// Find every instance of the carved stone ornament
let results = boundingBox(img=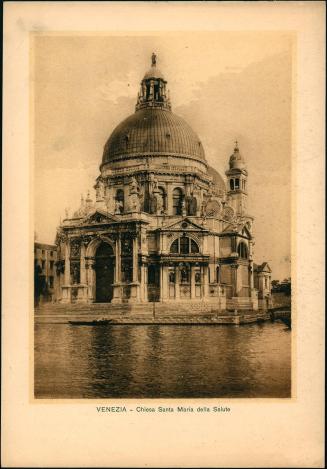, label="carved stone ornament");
[223,205,235,222]
[95,178,105,200]
[149,173,159,194]
[129,176,139,195]
[200,199,207,217]
[114,199,124,214]
[70,239,81,257]
[129,192,141,212]
[70,261,80,284]
[186,195,198,216]
[205,199,222,217]
[81,235,93,246]
[56,231,68,244]
[149,194,158,214]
